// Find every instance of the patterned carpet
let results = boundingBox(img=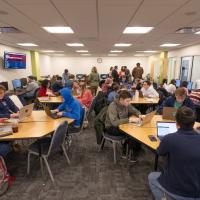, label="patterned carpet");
[1,125,156,200]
